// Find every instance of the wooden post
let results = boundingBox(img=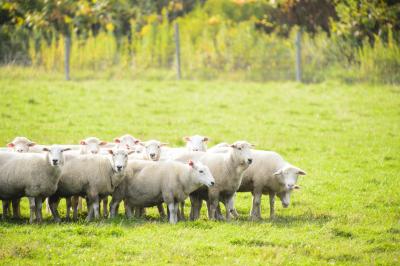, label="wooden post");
[64,34,71,81]
[174,22,181,80]
[295,28,302,82]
